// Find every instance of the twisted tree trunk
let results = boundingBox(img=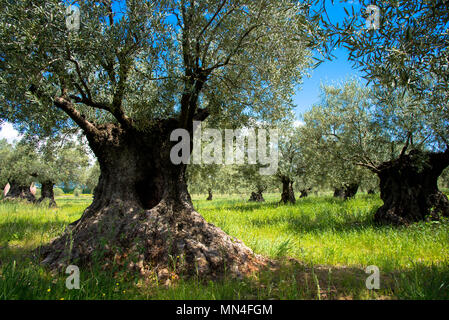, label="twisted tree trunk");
[374,150,449,225]
[4,181,36,202]
[206,189,213,201]
[249,185,266,202]
[38,121,266,280]
[333,183,359,200]
[280,177,295,204]
[37,180,56,207]
[249,191,265,202]
[299,188,311,198]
